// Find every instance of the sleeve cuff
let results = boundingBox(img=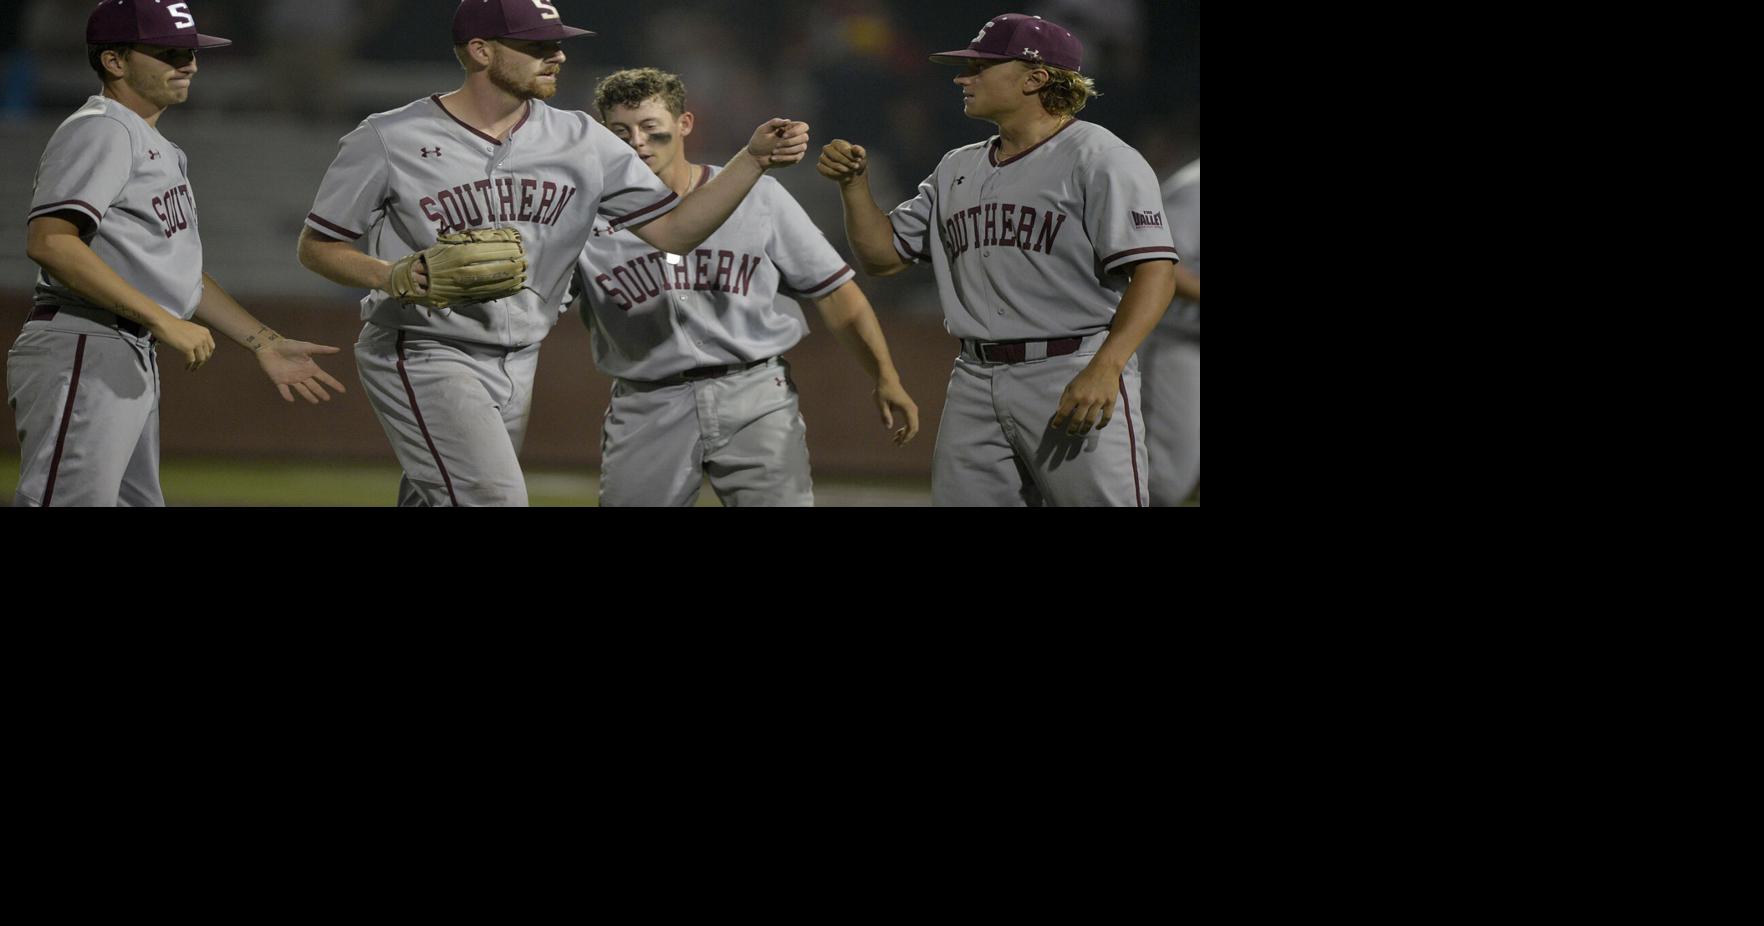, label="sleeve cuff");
[607,192,681,231]
[29,199,104,226]
[1100,246,1178,273]
[784,265,855,299]
[305,212,362,240]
